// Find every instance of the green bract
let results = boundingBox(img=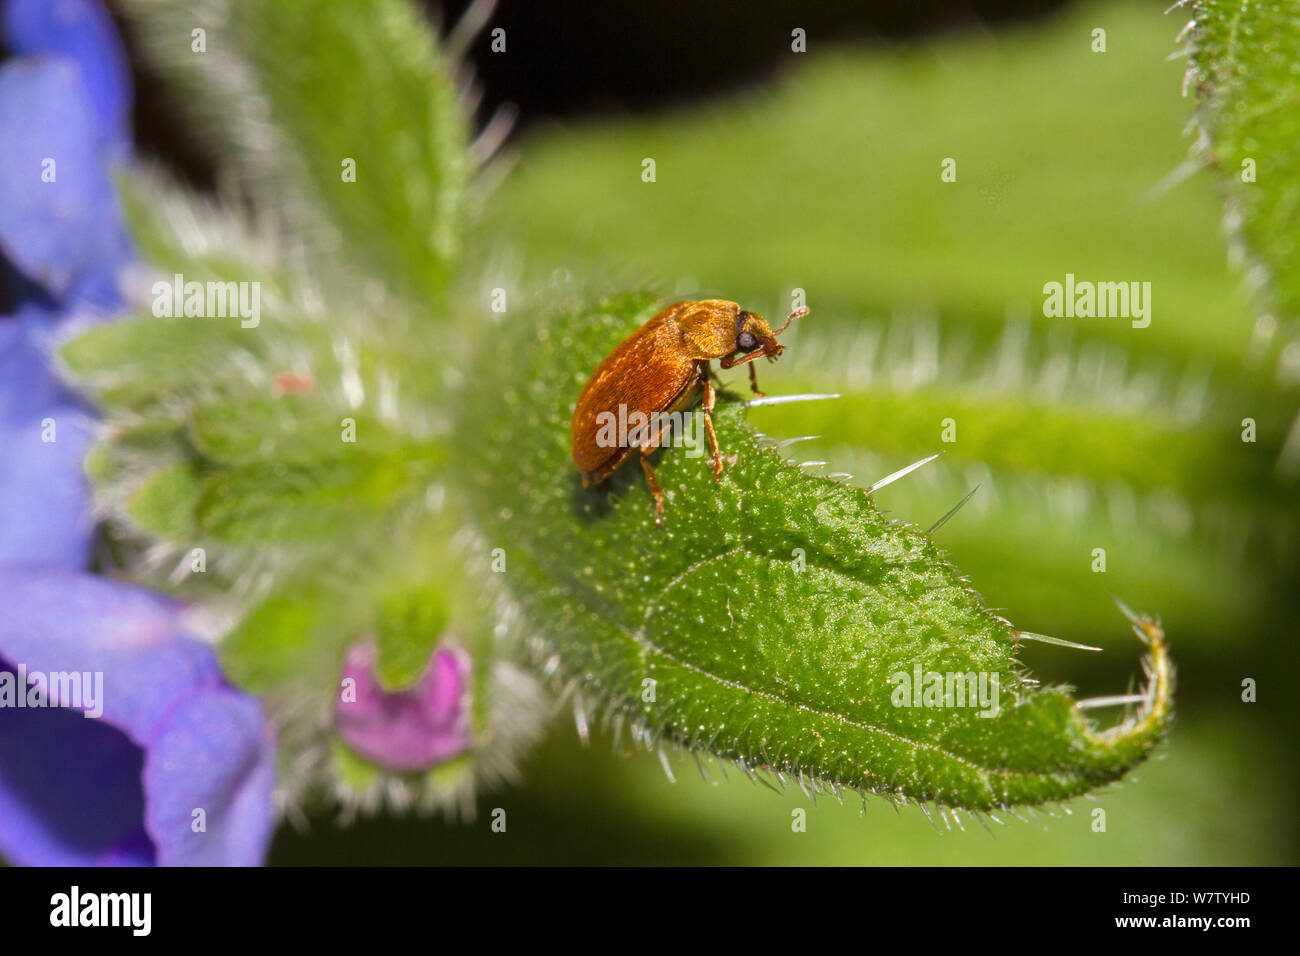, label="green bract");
[120,0,469,307]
